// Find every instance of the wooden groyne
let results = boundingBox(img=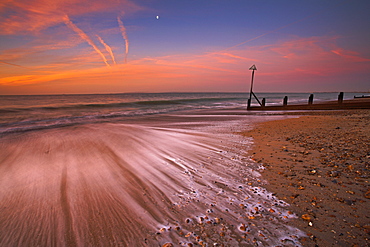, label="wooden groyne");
[247,92,370,111]
[245,64,370,111]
